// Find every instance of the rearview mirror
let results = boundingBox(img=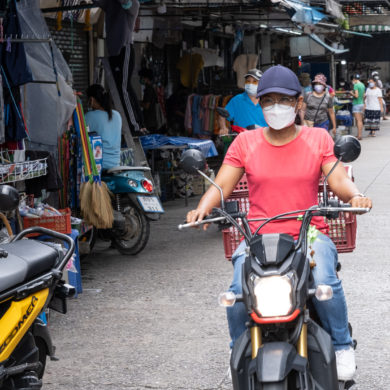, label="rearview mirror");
[333,135,361,163]
[216,107,230,119]
[0,185,19,211]
[179,149,206,174]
